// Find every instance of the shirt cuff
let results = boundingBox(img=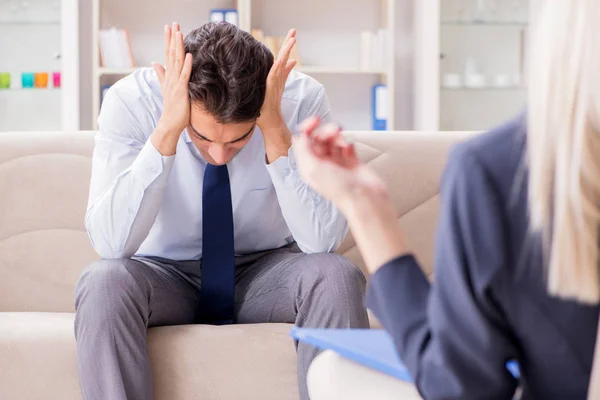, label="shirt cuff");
[265,146,299,185]
[129,139,175,189]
